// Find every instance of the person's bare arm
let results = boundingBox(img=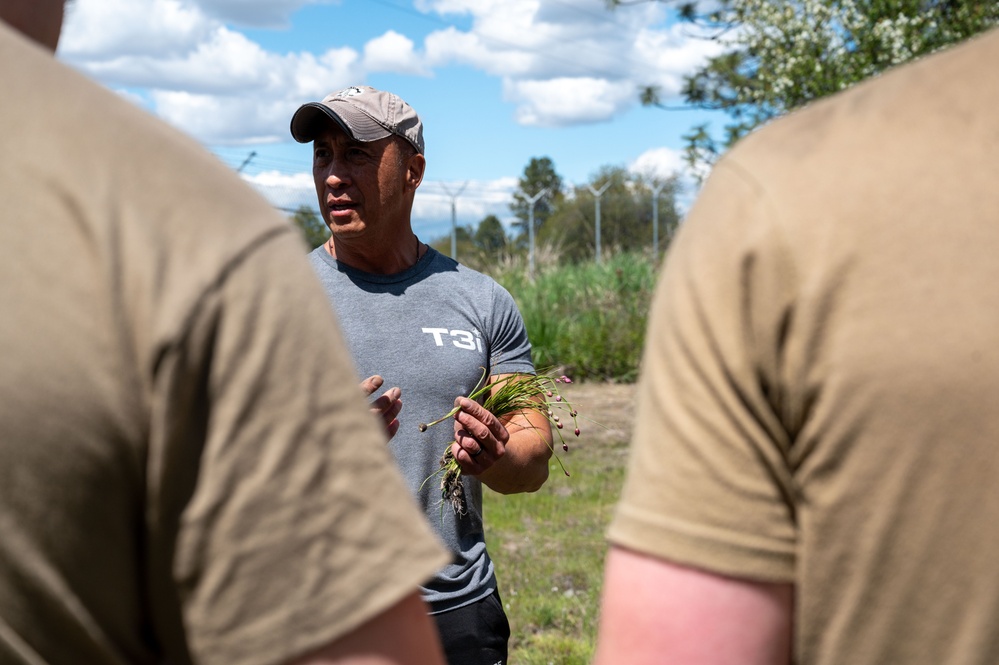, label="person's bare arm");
[594,546,793,665]
[451,373,553,494]
[286,591,445,665]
